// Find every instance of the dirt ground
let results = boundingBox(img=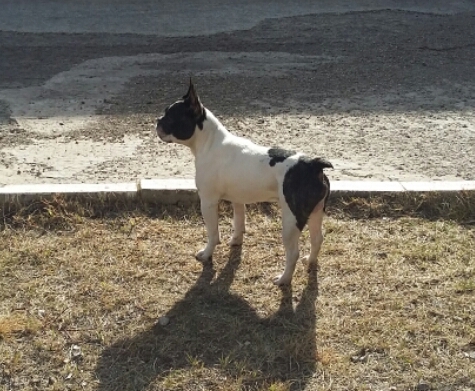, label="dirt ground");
[1,10,475,185]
